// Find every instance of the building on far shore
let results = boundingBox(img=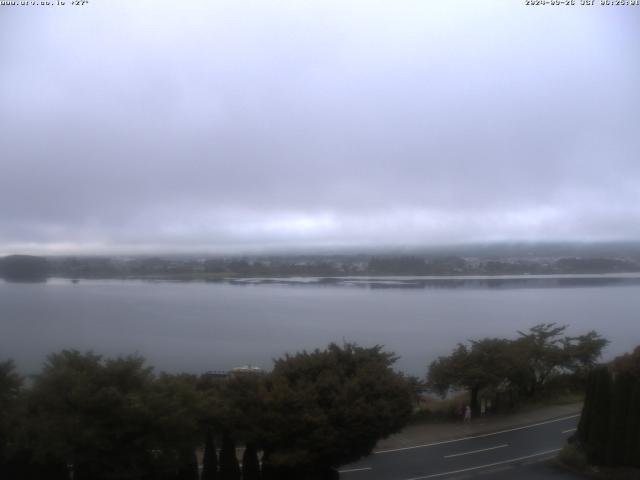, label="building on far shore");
[230,365,264,376]
[201,365,265,381]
